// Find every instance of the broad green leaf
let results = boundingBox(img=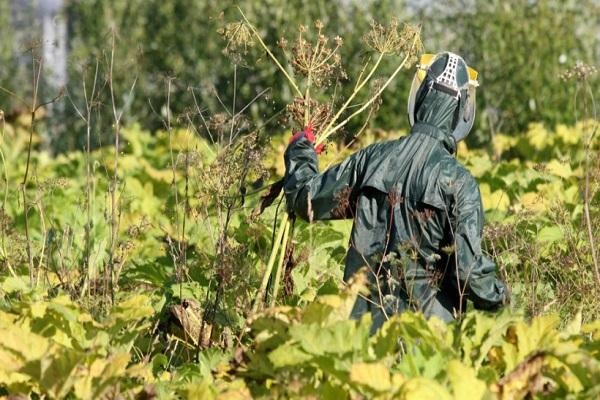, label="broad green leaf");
[537,226,563,243]
[290,320,368,356]
[467,155,493,178]
[268,343,312,367]
[1,276,30,293]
